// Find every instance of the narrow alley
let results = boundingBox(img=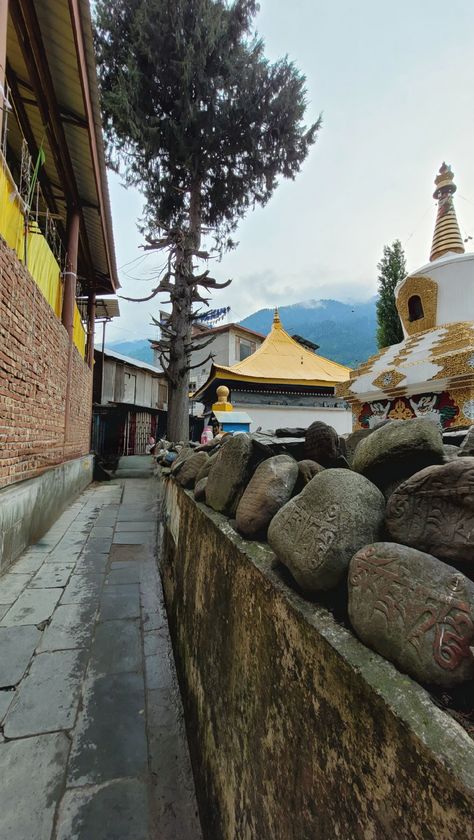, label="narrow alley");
[0,477,202,840]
